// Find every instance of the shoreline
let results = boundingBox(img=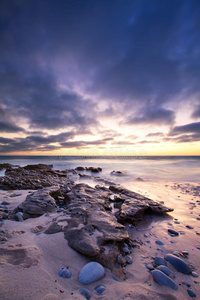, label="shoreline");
[0,164,200,299]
